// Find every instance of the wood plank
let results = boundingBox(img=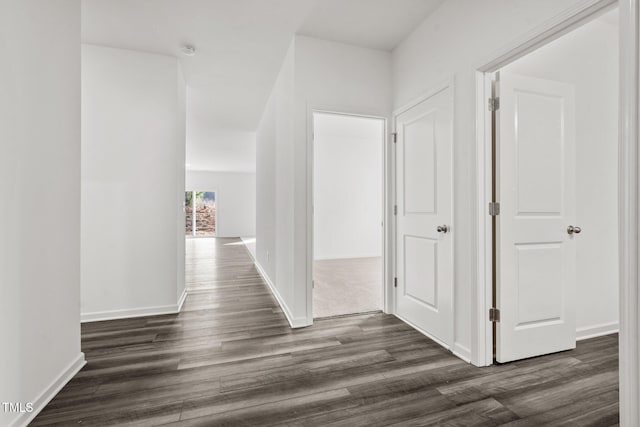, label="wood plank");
[32,237,620,426]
